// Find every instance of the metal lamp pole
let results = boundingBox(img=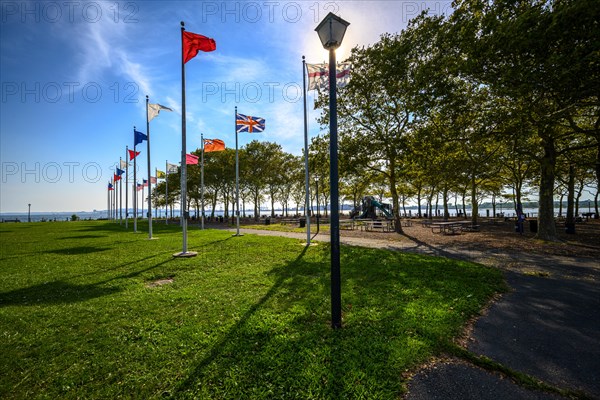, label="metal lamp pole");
[315,12,349,329]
